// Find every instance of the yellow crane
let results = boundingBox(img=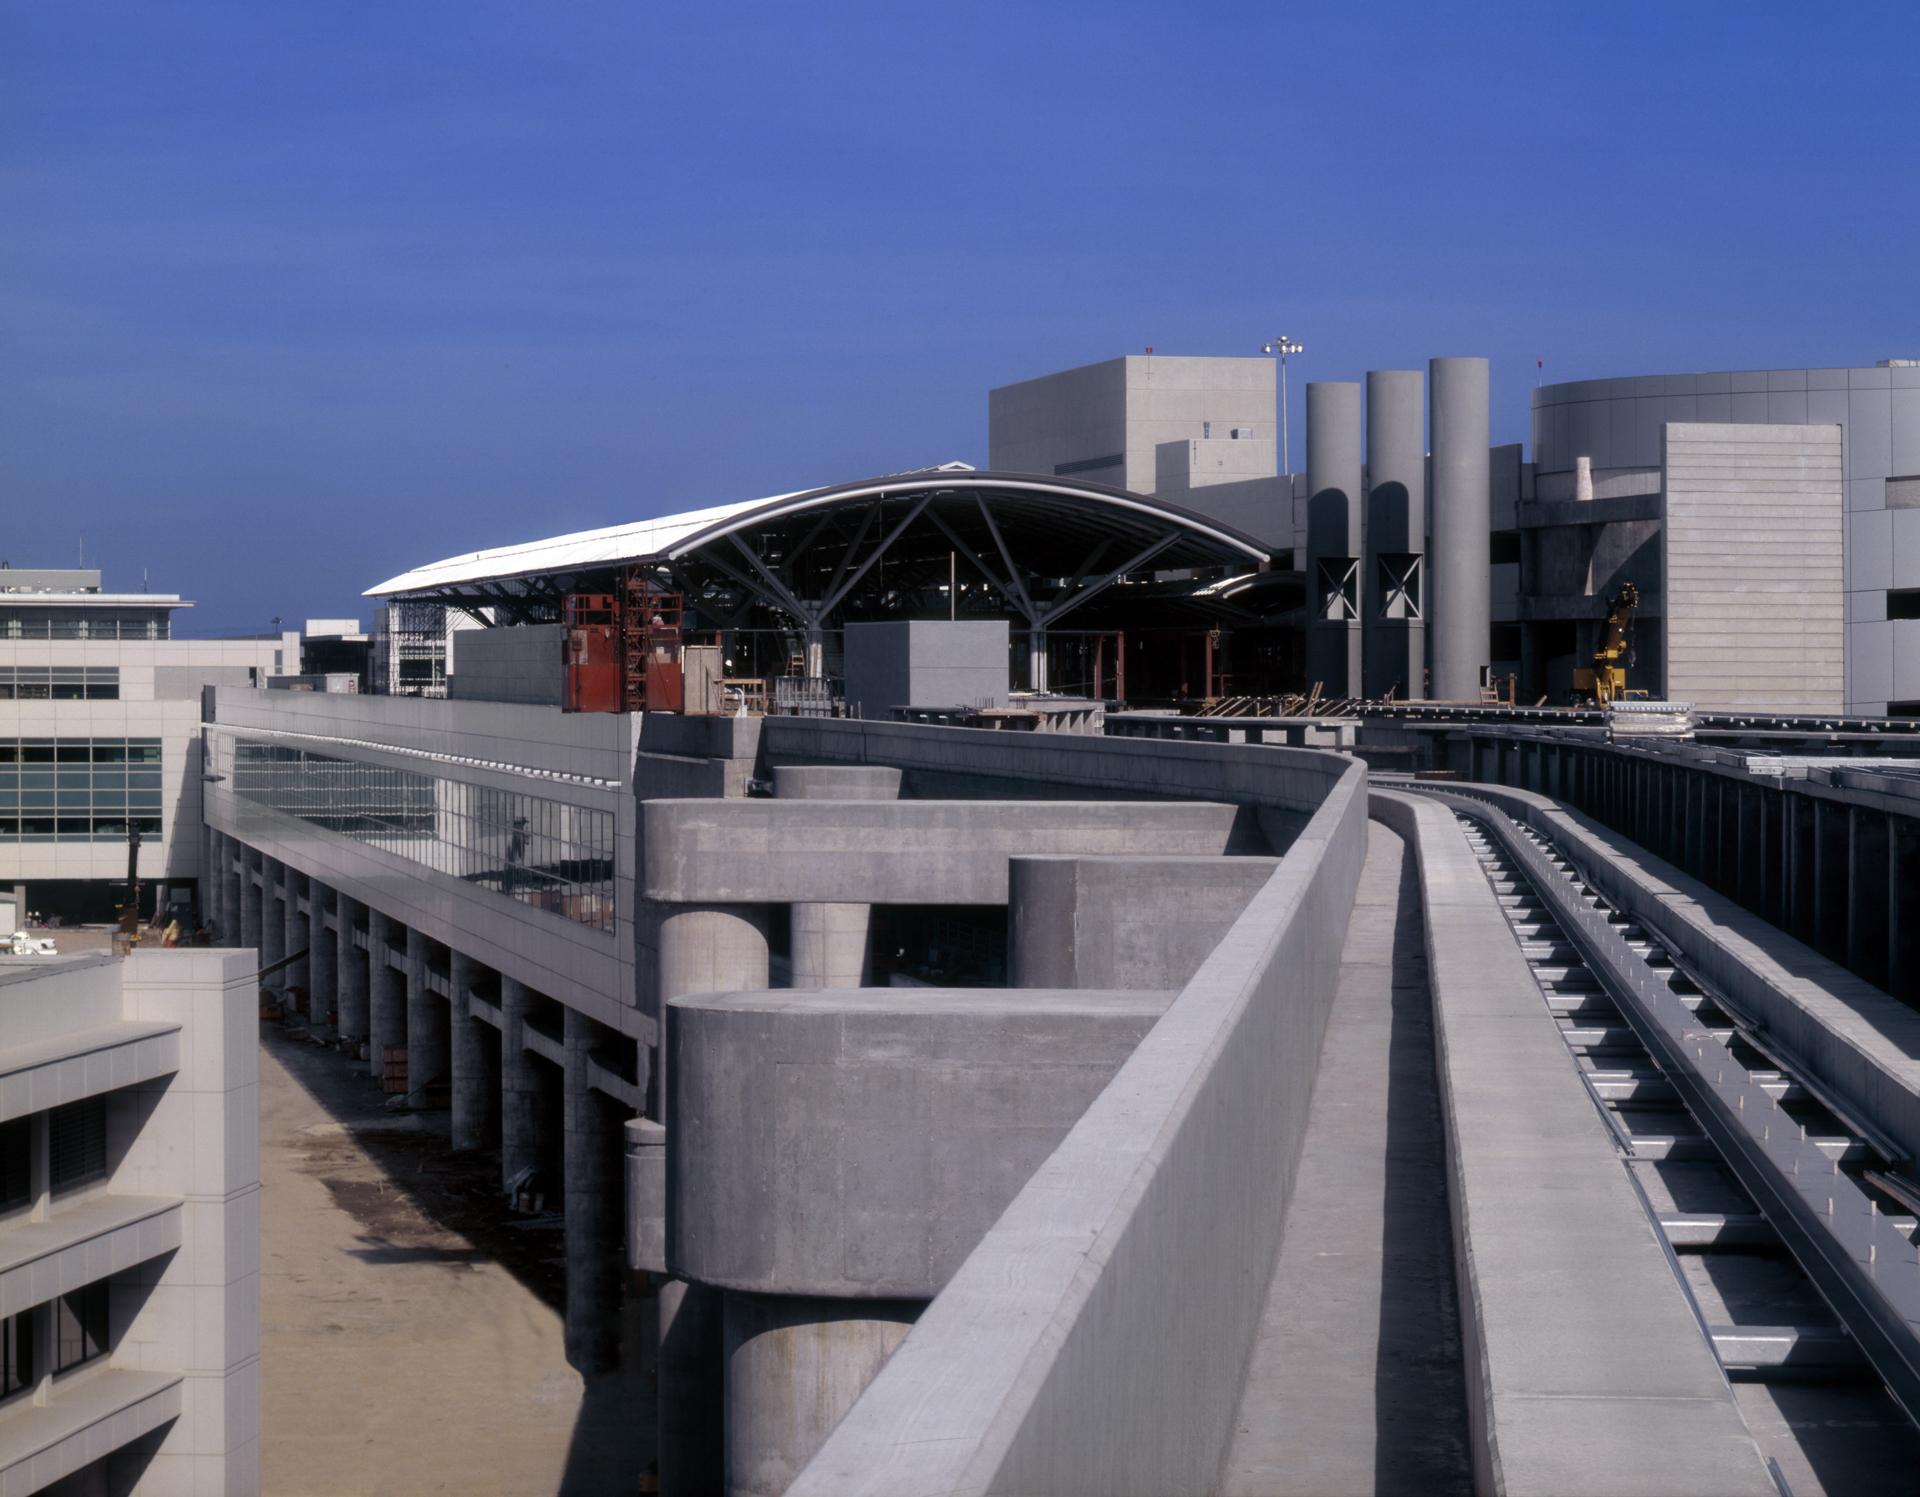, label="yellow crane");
[1572,581,1639,707]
